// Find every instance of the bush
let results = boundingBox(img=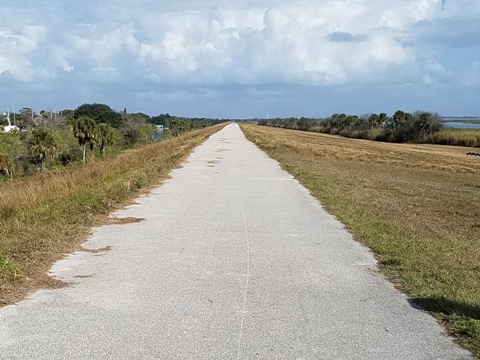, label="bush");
[365,128,387,141]
[58,148,83,166]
